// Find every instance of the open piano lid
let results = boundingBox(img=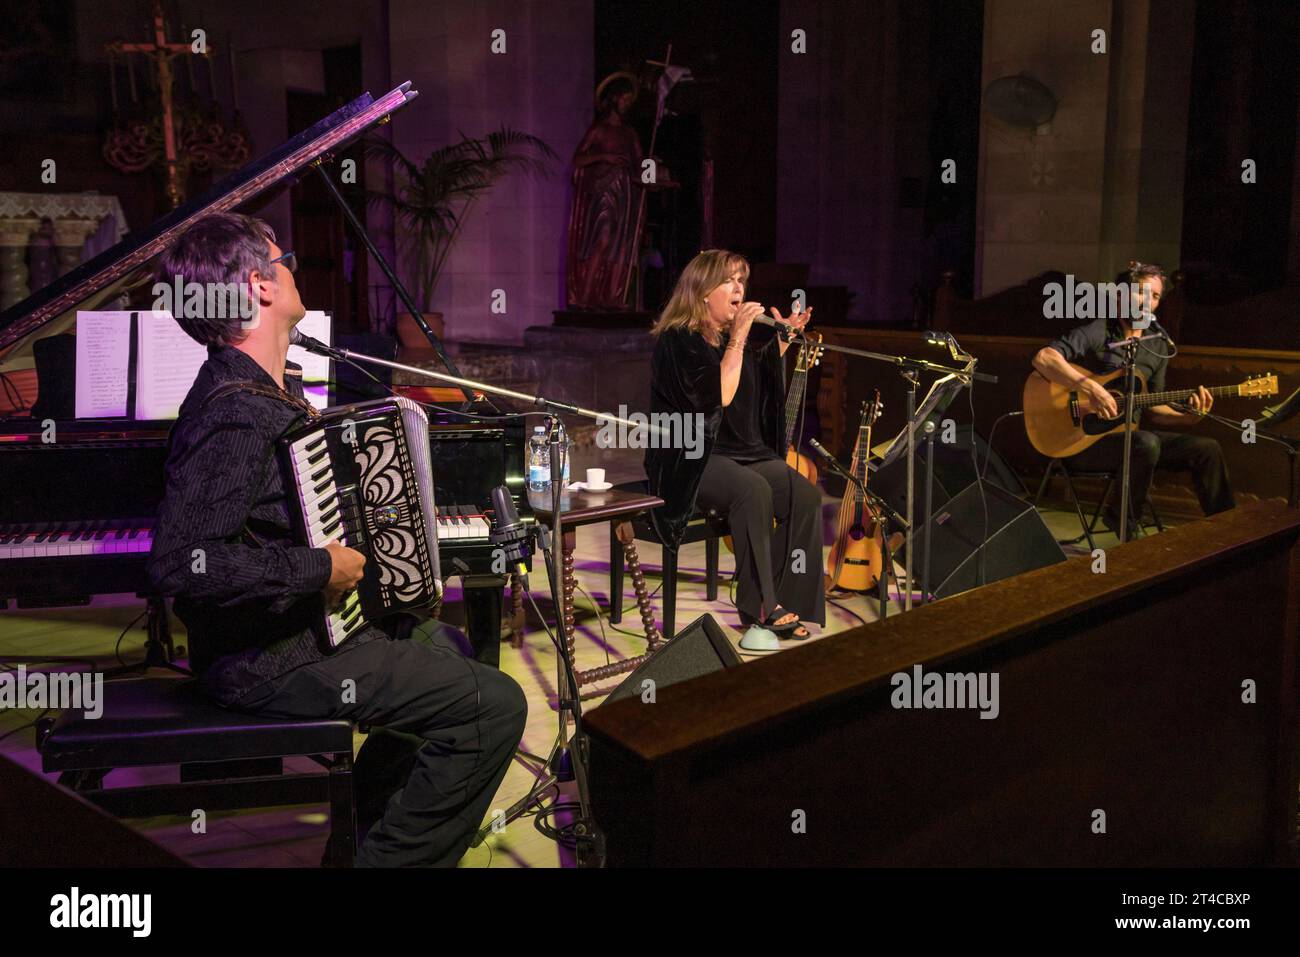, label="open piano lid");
[0,82,419,359]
